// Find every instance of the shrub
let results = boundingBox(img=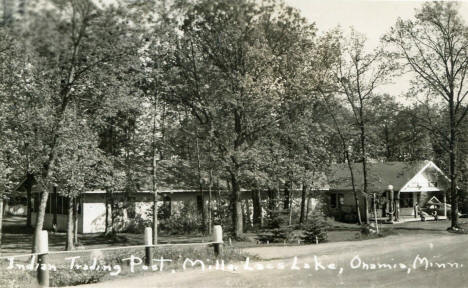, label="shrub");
[342,213,357,223]
[301,213,329,244]
[123,201,204,235]
[153,202,203,235]
[50,265,107,287]
[0,267,35,288]
[0,261,106,288]
[356,226,396,240]
[270,227,292,243]
[267,210,289,229]
[360,224,377,236]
